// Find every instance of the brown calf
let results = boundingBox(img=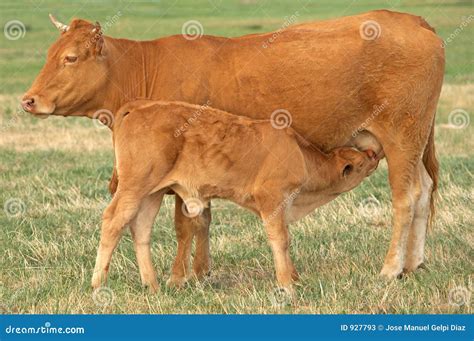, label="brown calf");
[91,100,382,291]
